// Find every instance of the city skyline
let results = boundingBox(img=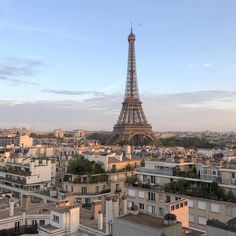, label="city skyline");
[1,0,236,131]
